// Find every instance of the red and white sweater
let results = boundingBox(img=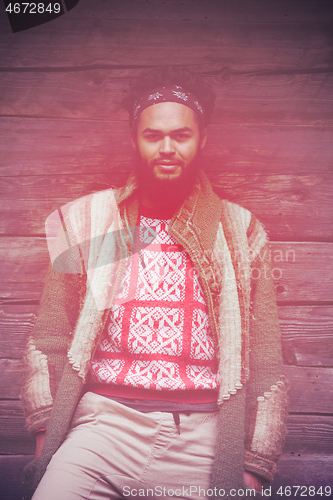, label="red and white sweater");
[88,206,218,402]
